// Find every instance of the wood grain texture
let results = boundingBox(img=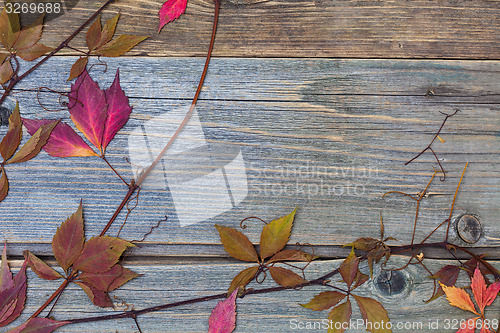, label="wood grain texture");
[0,57,497,251]
[25,0,500,59]
[2,257,500,332]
